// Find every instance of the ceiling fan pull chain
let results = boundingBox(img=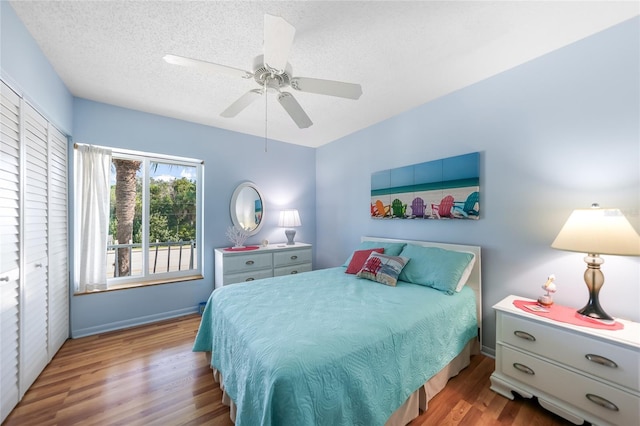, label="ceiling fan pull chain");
[264,86,268,153]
